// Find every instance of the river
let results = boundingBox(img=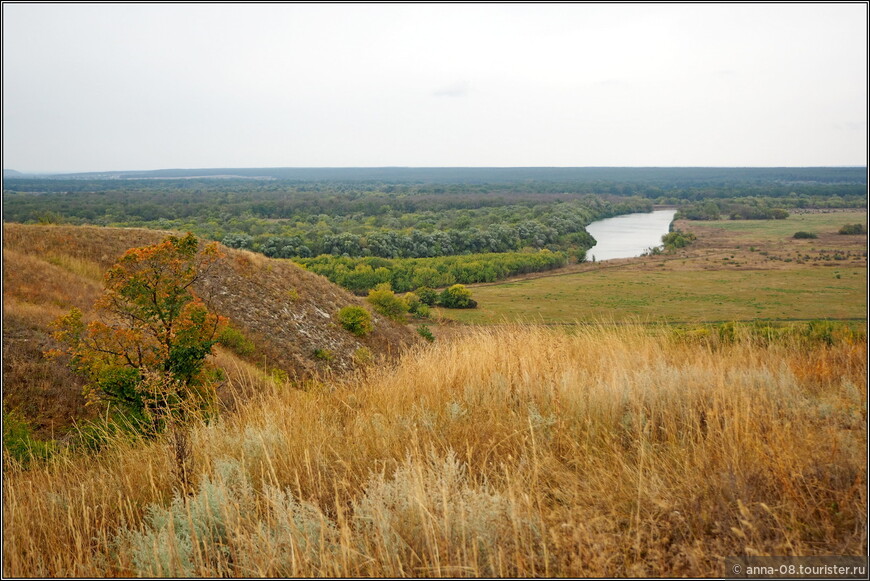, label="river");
[585,209,678,261]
